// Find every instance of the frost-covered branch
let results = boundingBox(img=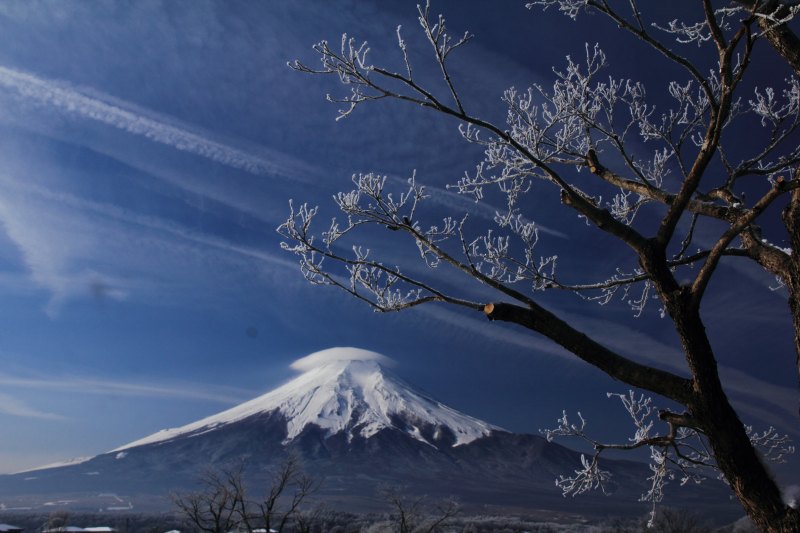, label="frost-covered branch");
[288,0,800,349]
[543,391,794,527]
[692,177,800,301]
[539,0,718,102]
[288,2,800,528]
[282,168,695,402]
[746,425,796,464]
[652,5,746,47]
[278,179,484,313]
[417,1,472,114]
